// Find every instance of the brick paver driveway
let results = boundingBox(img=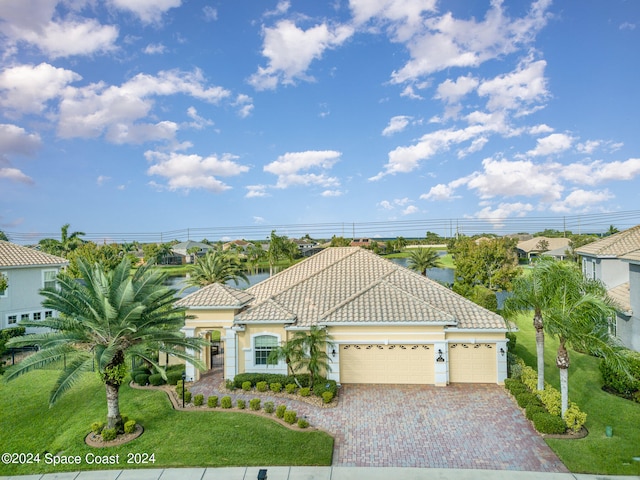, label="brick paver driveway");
[191,375,568,471]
